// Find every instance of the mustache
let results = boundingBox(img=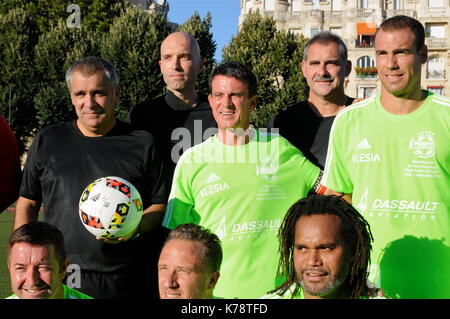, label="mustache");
[313,75,335,82]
